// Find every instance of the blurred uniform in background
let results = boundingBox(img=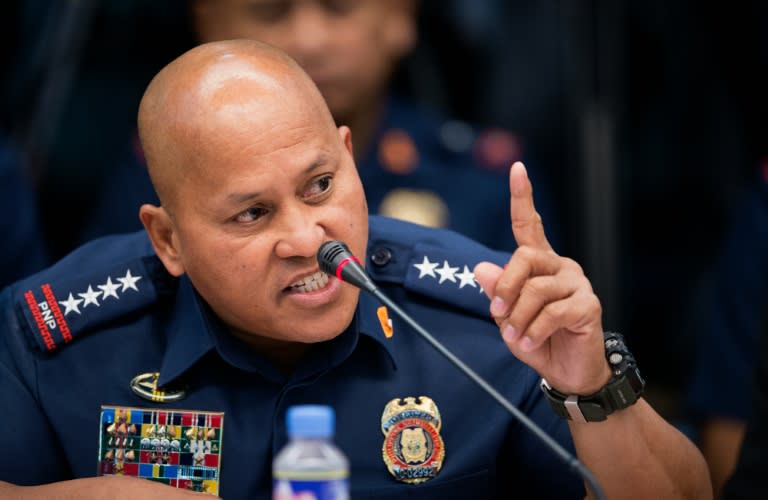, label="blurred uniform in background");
[0,133,48,289]
[723,317,768,500]
[1,0,196,262]
[683,166,768,497]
